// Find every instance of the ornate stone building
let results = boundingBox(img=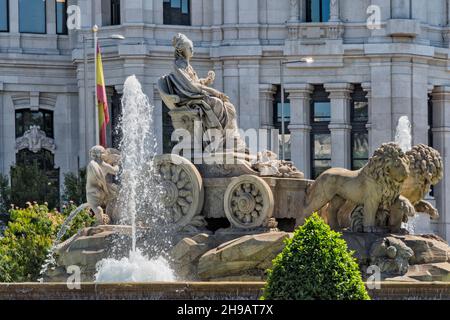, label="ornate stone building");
[0,0,450,238]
